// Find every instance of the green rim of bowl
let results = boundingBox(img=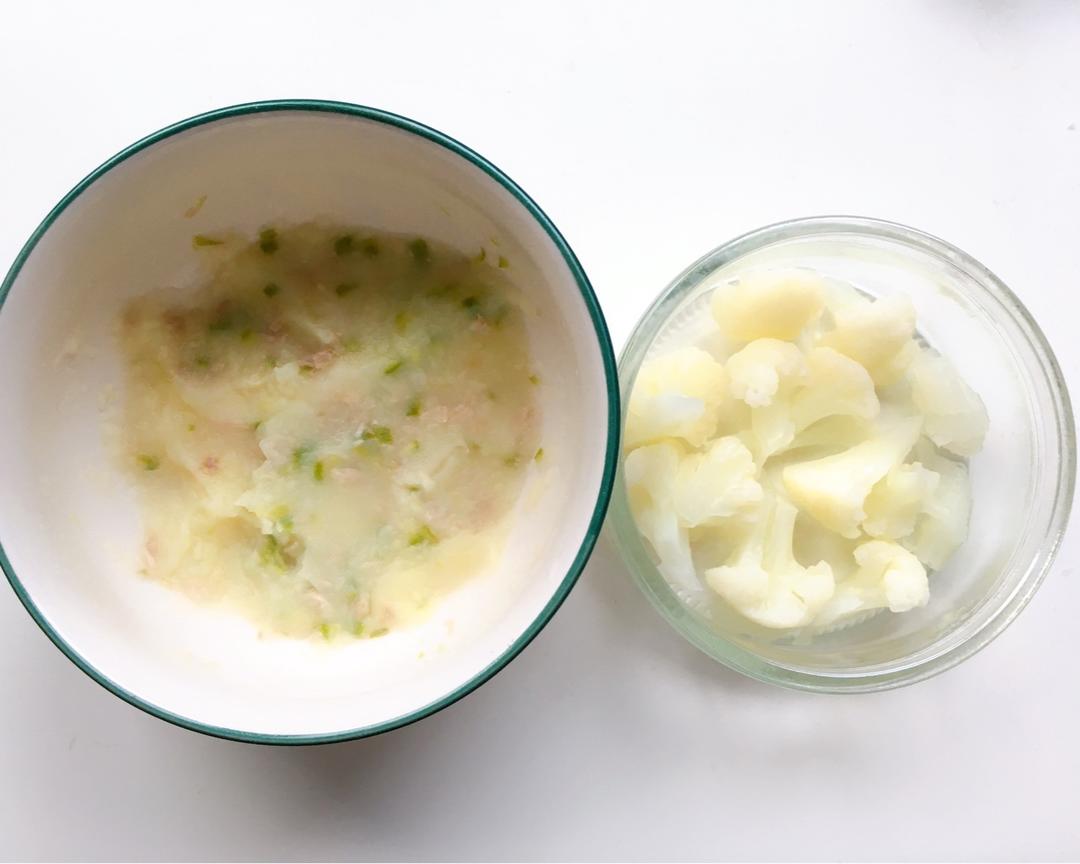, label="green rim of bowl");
[0,99,620,744]
[610,215,1075,693]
